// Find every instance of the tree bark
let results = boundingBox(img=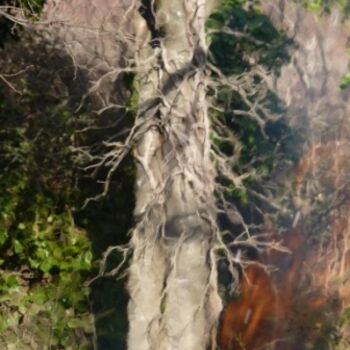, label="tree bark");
[40,0,222,348]
[128,1,222,349]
